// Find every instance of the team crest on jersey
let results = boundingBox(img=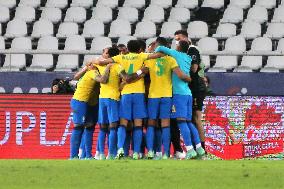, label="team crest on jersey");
[171,105,176,113]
